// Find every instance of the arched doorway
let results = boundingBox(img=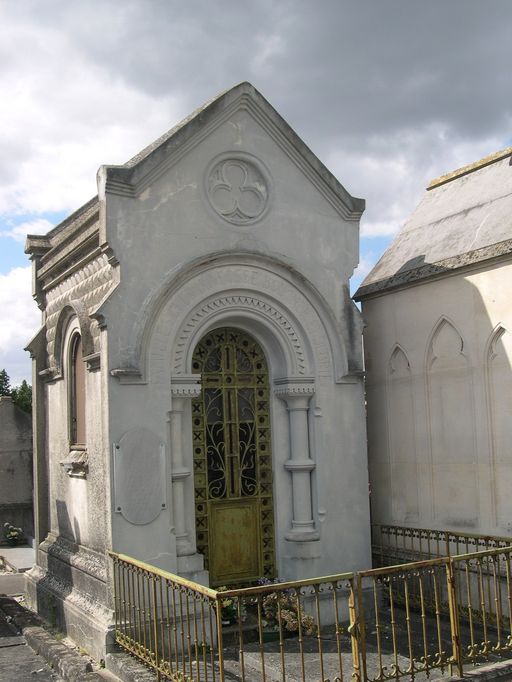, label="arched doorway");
[191,327,276,586]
